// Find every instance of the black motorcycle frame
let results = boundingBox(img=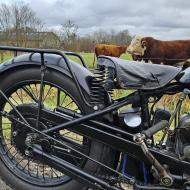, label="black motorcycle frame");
[0,46,189,189]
